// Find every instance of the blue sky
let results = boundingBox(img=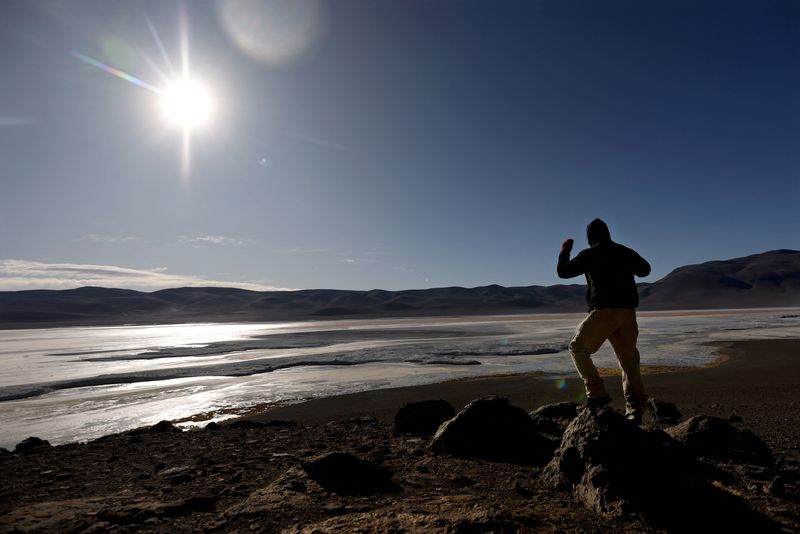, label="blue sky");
[1,0,798,291]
